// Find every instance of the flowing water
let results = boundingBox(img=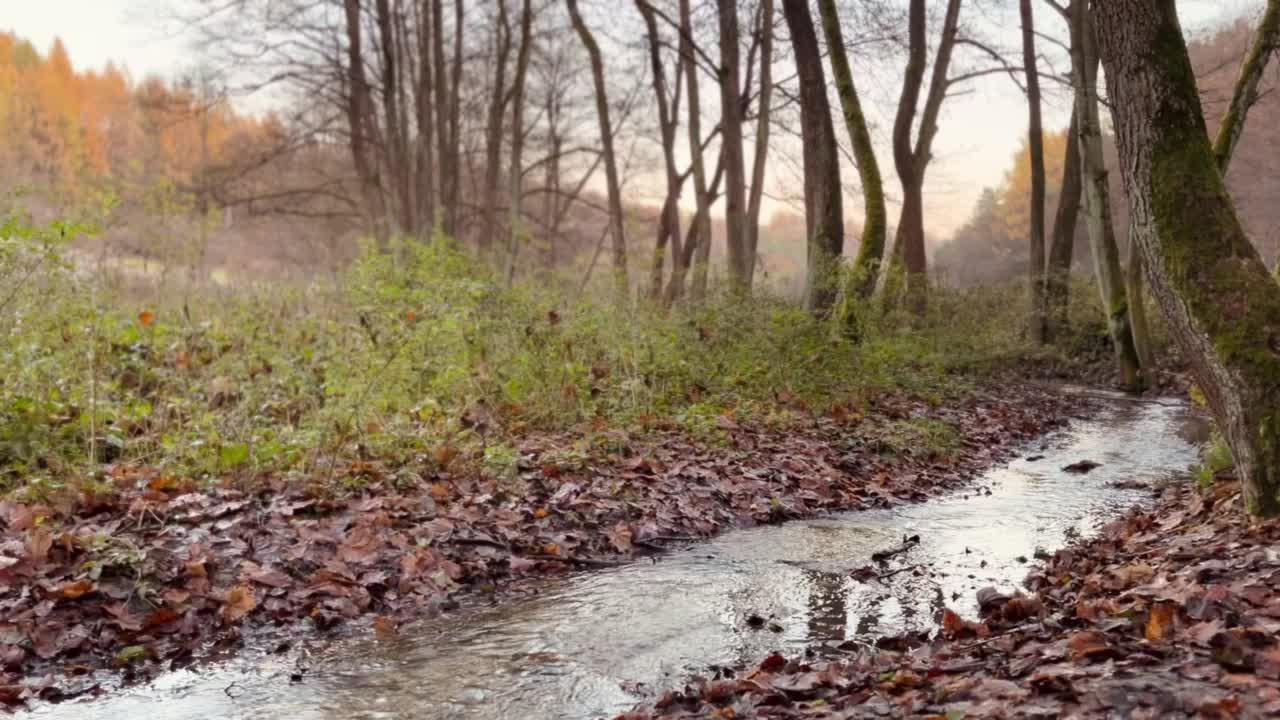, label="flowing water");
[25,399,1207,720]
